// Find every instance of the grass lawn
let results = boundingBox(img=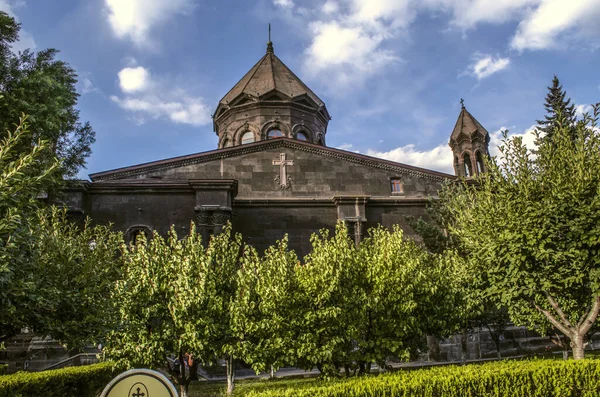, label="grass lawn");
[188,377,318,396]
